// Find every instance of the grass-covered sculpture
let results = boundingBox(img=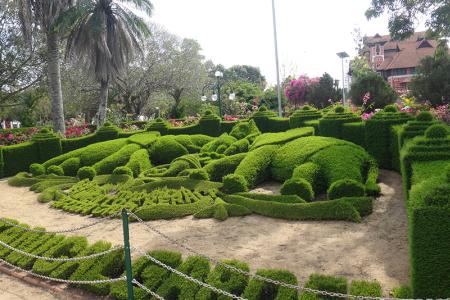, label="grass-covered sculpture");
[9,118,380,223]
